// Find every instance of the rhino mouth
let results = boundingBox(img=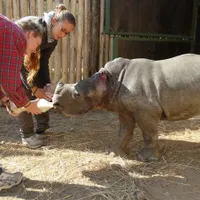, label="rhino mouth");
[53,102,64,112]
[53,101,90,116]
